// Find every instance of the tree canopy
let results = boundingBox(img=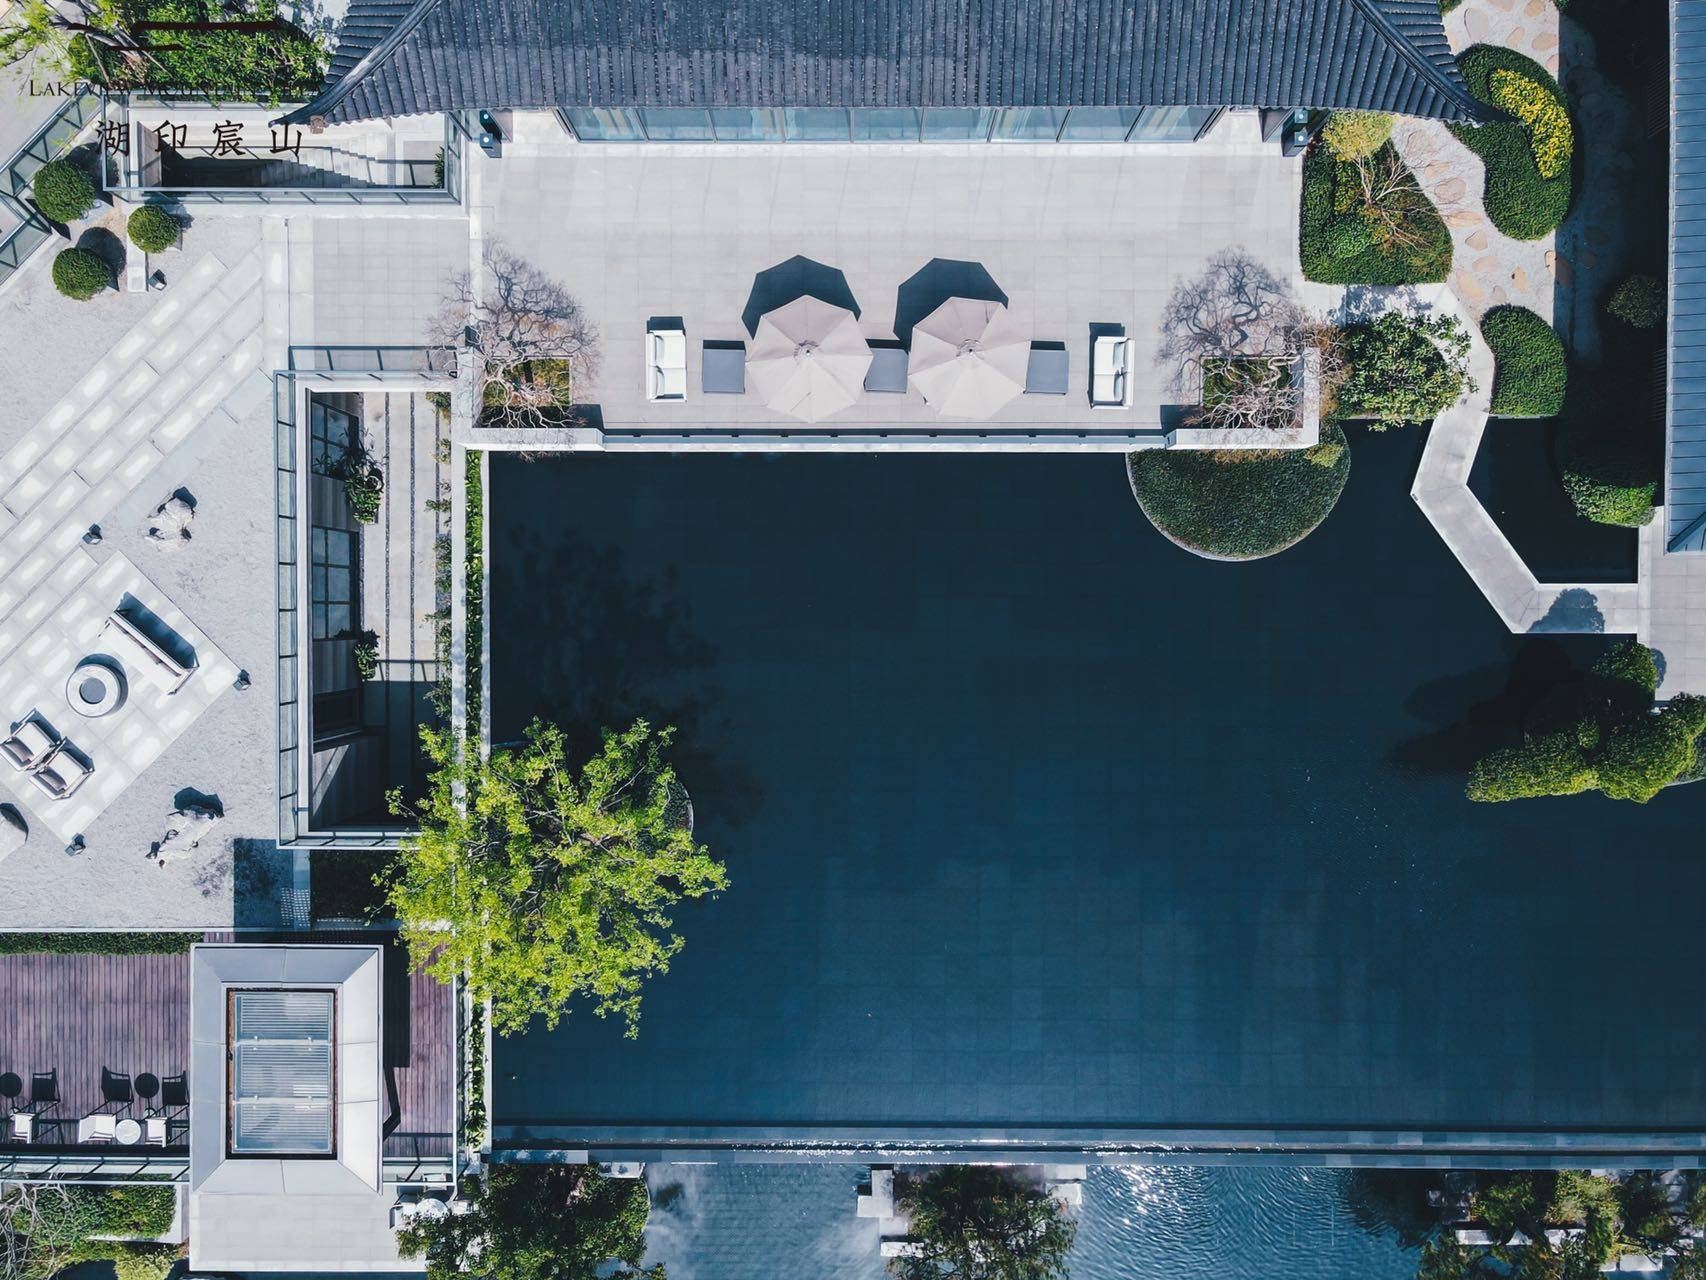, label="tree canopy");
[890,1167,1076,1280]
[388,718,728,1036]
[396,1165,661,1280]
